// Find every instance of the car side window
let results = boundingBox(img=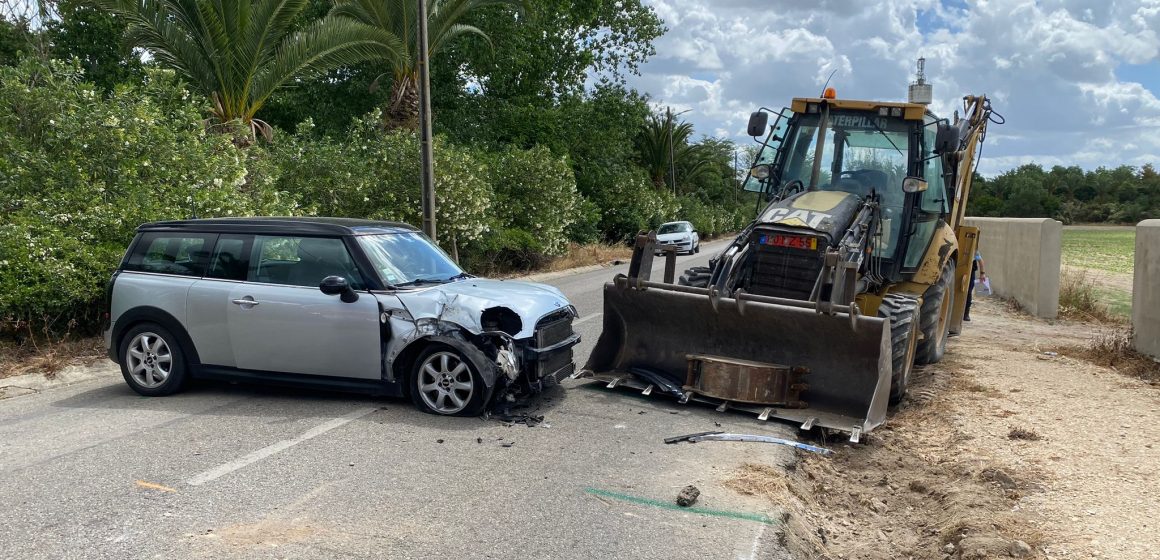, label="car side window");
[206,235,251,281]
[250,236,364,289]
[124,232,215,276]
